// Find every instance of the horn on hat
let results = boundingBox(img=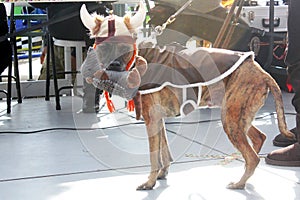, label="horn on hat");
[80,4,96,31]
[129,1,147,30]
